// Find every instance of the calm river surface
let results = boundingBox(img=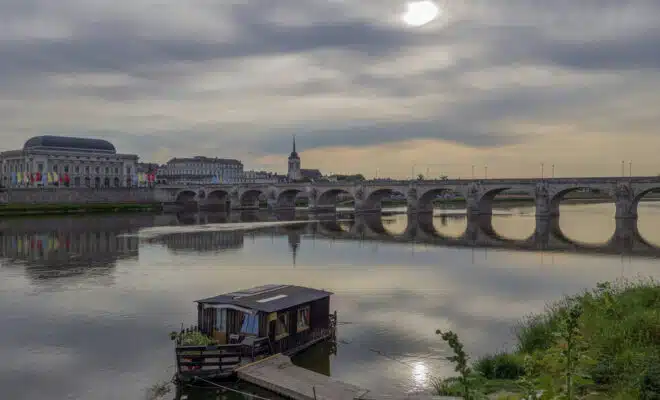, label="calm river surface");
[2,202,660,399]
